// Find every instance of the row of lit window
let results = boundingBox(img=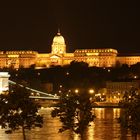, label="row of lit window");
[5,51,37,55]
[74,49,117,53]
[107,83,138,88]
[119,57,140,60]
[125,58,140,61]
[74,53,116,57]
